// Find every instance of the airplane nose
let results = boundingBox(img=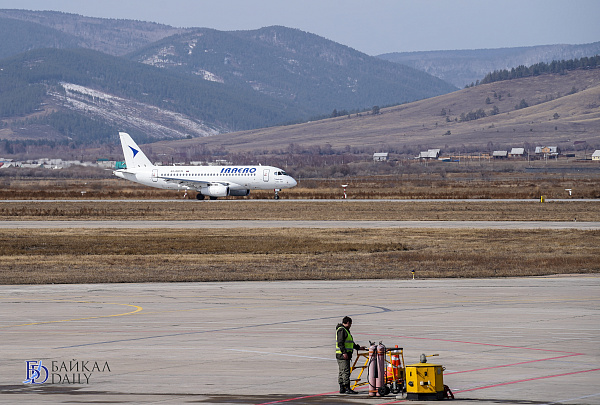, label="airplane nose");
[290,177,297,187]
